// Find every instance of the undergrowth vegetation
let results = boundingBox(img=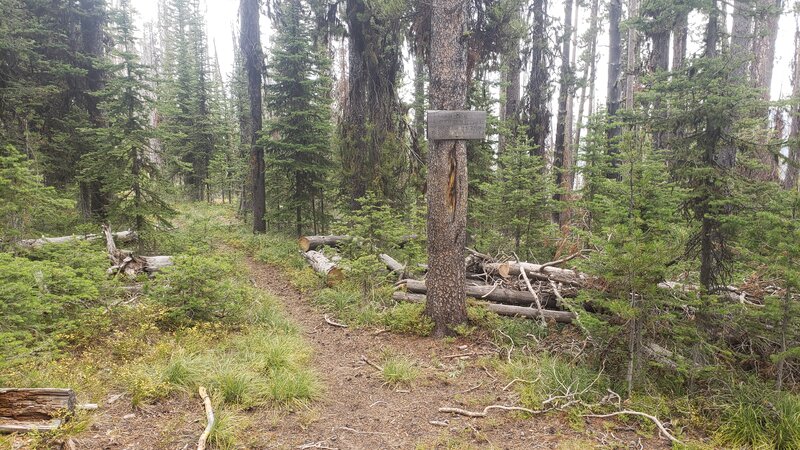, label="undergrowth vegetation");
[0,204,319,449]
